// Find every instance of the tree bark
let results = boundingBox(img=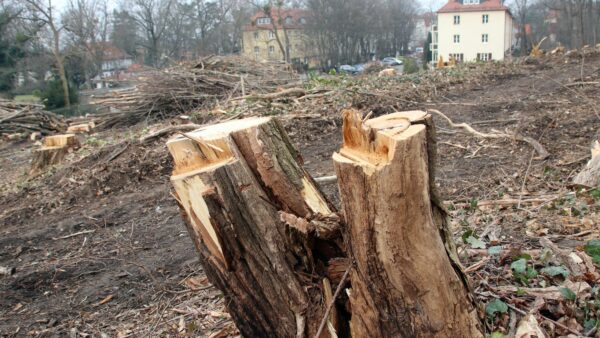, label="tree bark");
[167,117,345,338]
[52,28,71,108]
[168,112,484,337]
[332,109,483,337]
